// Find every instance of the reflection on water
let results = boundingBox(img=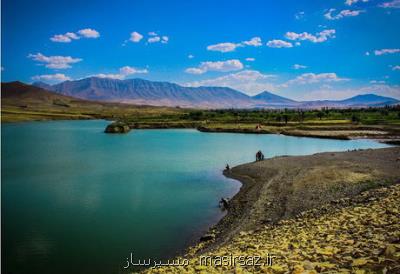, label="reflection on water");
[2,120,390,274]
